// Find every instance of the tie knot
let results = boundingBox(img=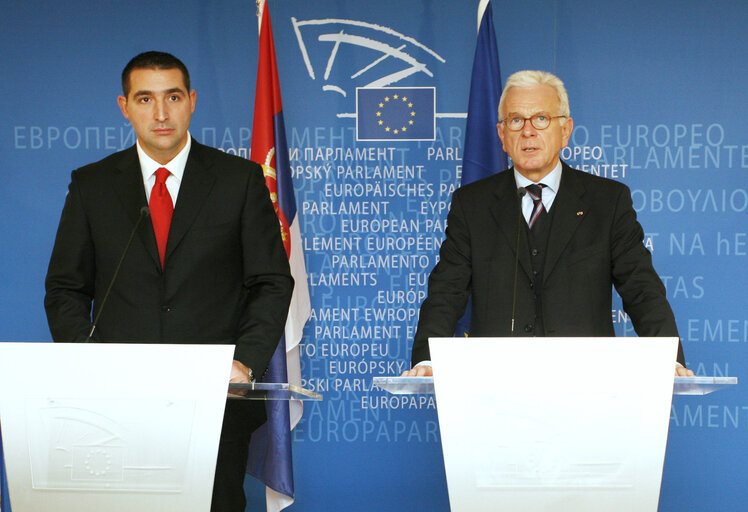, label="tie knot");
[155,167,170,184]
[526,183,546,202]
